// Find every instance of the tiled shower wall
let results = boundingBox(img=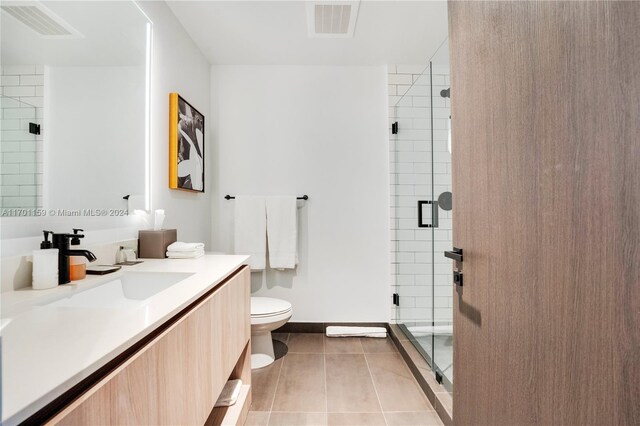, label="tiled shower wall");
[388,64,453,324]
[0,65,44,209]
